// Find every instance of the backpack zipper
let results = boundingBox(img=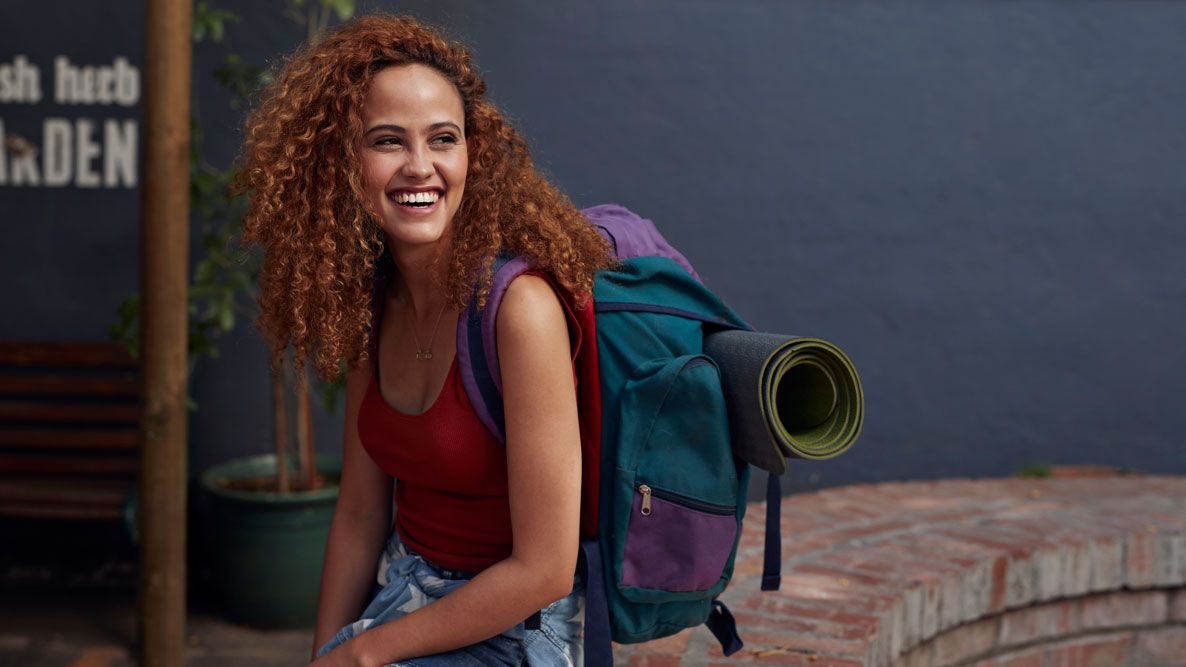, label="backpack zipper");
[637,483,736,517]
